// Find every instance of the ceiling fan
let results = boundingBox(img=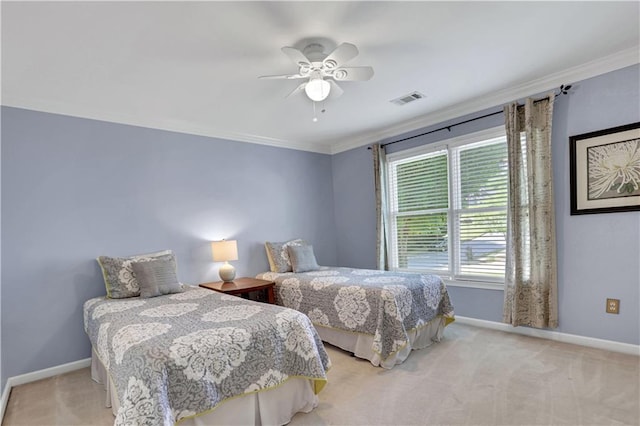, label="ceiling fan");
[259,42,374,103]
